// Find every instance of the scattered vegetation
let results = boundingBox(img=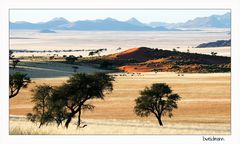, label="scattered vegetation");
[88,48,107,57]
[9,50,21,69]
[9,72,31,99]
[135,83,181,126]
[27,73,114,128]
[27,85,54,128]
[103,47,230,73]
[211,52,218,56]
[65,55,78,64]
